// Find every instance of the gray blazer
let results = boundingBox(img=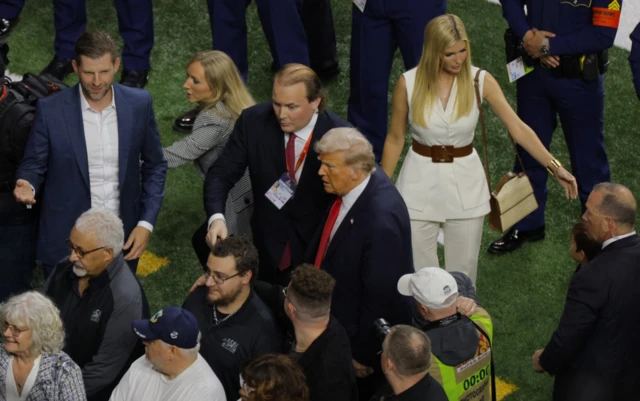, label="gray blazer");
[0,350,86,401]
[163,103,253,236]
